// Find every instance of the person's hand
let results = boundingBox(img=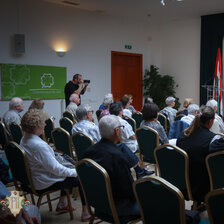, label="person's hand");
[84,82,89,87]
[79,79,84,85]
